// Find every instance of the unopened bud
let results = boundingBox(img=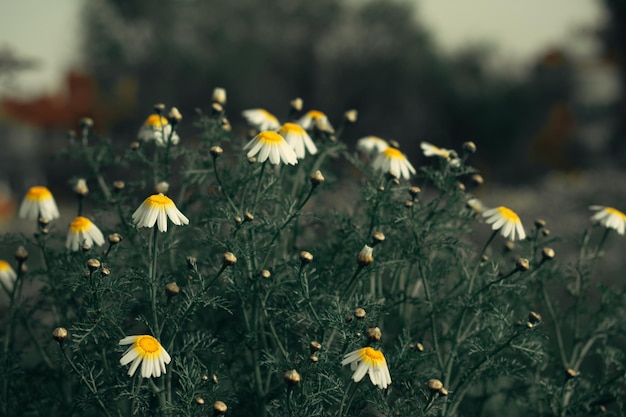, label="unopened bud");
[344,109,358,123]
[542,247,555,261]
[80,117,94,129]
[309,354,319,363]
[244,211,254,222]
[455,182,466,192]
[15,246,28,262]
[130,141,141,150]
[87,258,101,272]
[210,146,223,158]
[354,308,366,319]
[108,233,122,245]
[223,252,237,266]
[165,282,180,297]
[82,243,92,252]
[211,374,219,384]
[389,139,400,149]
[195,397,205,406]
[565,368,578,380]
[470,174,484,187]
[427,379,444,392]
[528,311,542,324]
[541,228,551,237]
[212,87,227,105]
[409,186,421,198]
[284,369,301,385]
[534,219,546,229]
[113,181,125,191]
[310,170,325,186]
[73,179,89,196]
[309,341,322,353]
[463,141,476,154]
[404,200,414,208]
[516,258,530,272]
[153,103,166,114]
[299,251,313,264]
[415,342,424,352]
[213,401,228,415]
[211,102,223,114]
[438,387,449,396]
[366,327,382,342]
[101,267,110,276]
[372,231,385,246]
[504,241,515,252]
[290,98,303,112]
[260,269,271,279]
[52,327,68,343]
[168,107,182,123]
[155,181,169,194]
[357,245,374,266]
